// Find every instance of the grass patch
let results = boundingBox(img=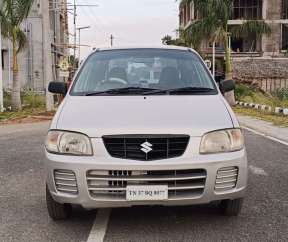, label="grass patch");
[235,84,288,108]
[0,107,53,123]
[234,107,288,127]
[1,91,52,124]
